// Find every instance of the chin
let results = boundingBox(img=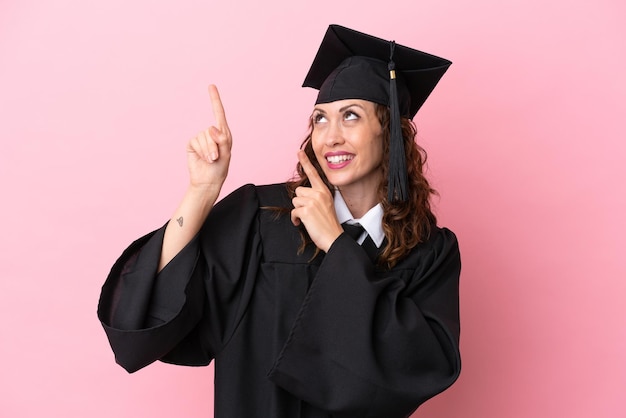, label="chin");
[326,179,357,190]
